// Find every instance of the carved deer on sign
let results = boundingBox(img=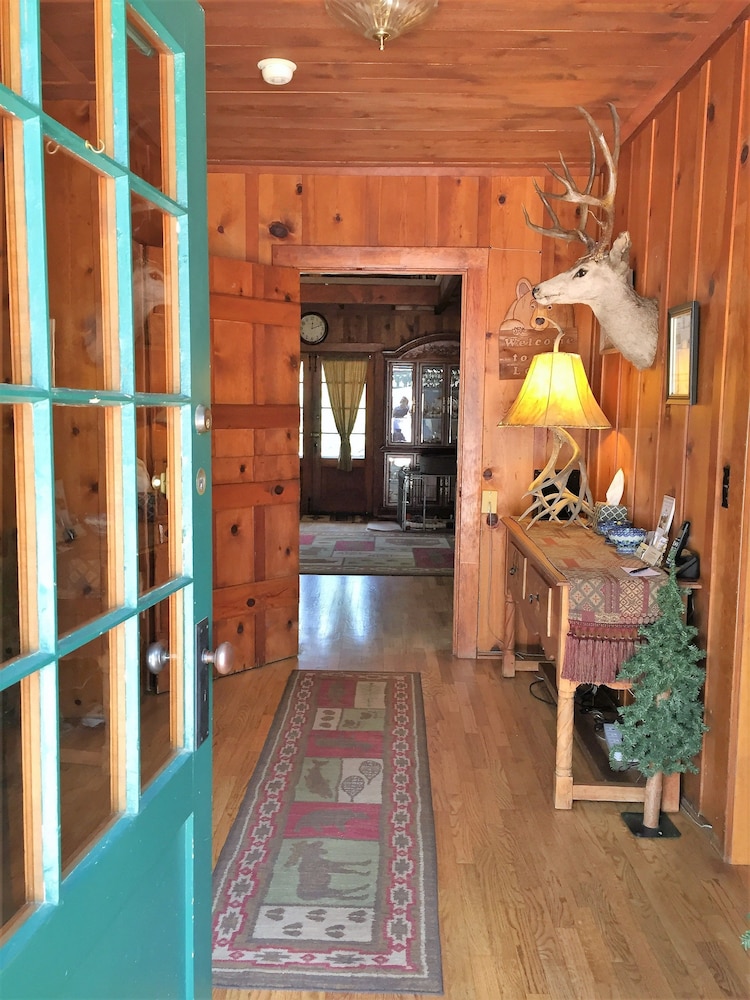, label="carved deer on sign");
[525,104,658,370]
